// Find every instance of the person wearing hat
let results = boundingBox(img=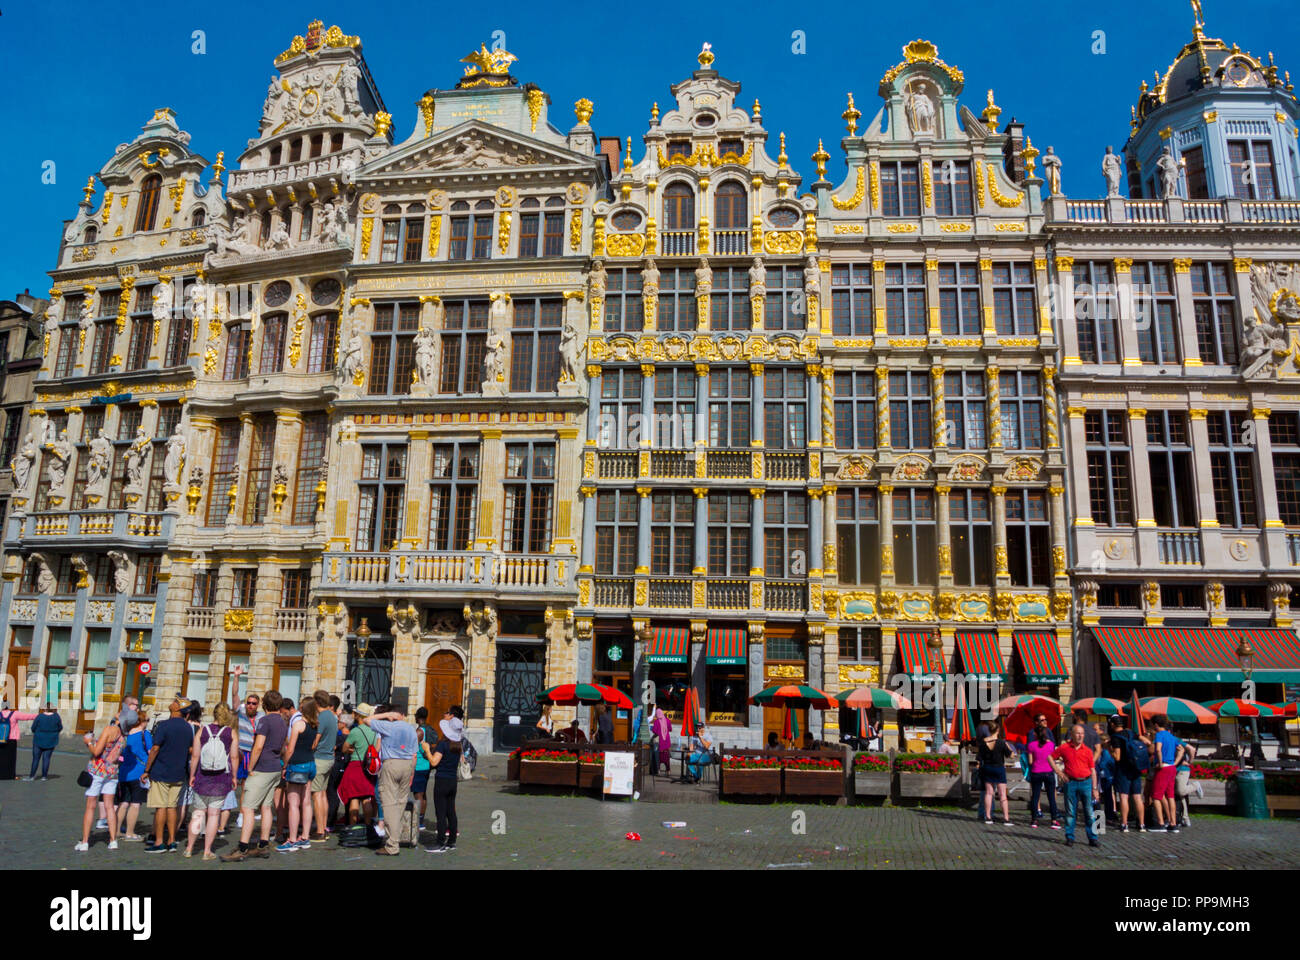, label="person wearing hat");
[425,706,465,854]
[558,717,587,744]
[365,703,419,856]
[338,702,379,827]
